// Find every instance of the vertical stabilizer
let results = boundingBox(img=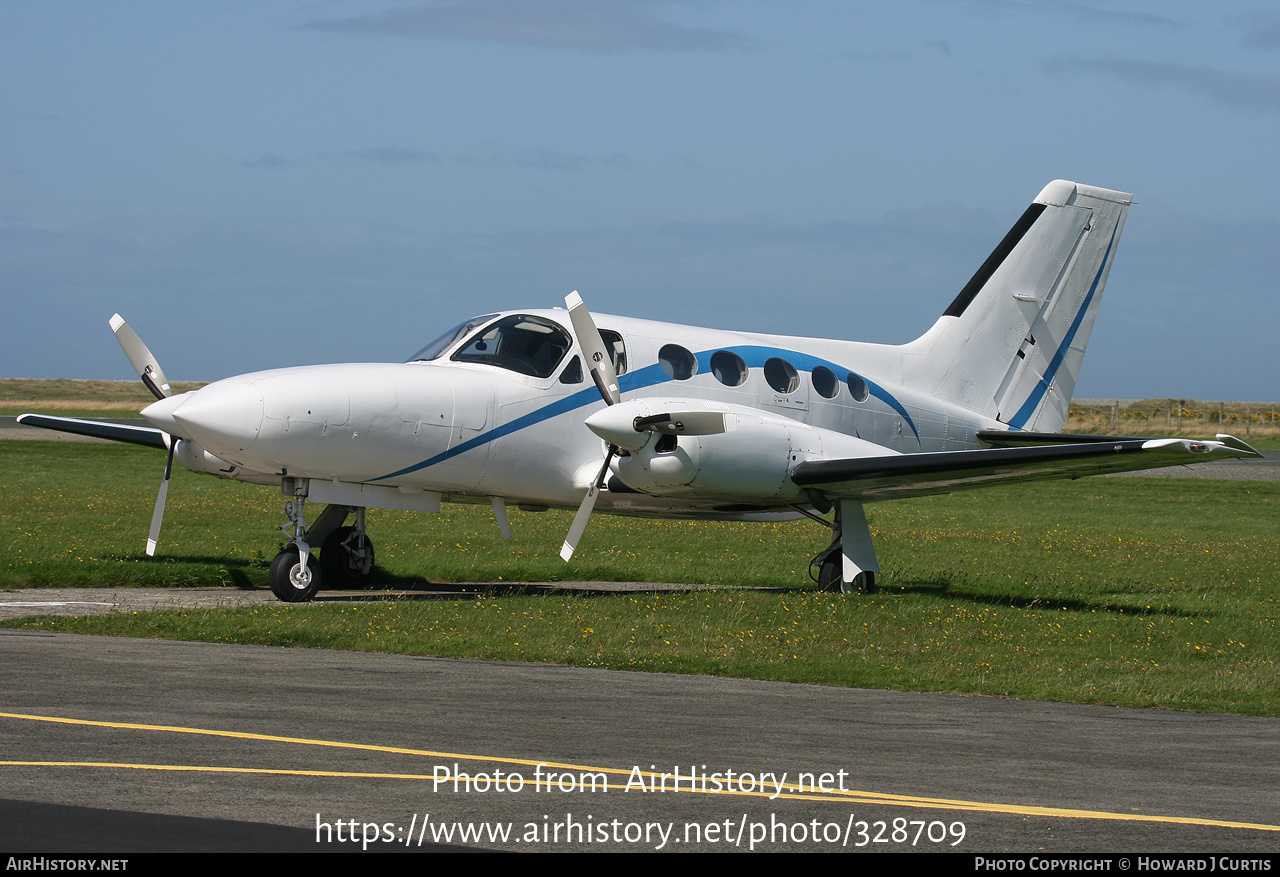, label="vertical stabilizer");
[899,180,1131,432]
